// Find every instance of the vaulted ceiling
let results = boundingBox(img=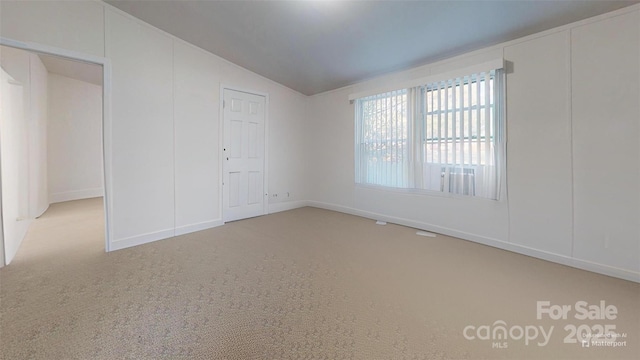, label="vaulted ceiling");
[105,0,638,95]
